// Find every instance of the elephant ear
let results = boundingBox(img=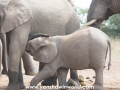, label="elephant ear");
[34,40,58,63]
[1,0,31,33]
